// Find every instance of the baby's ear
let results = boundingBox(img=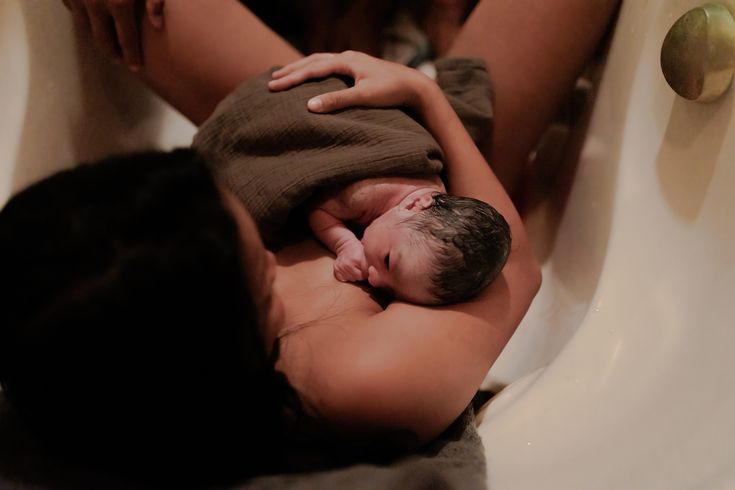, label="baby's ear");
[405,193,435,211]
